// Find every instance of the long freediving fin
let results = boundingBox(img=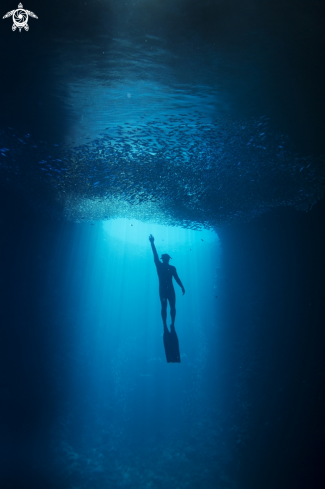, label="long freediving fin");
[163,326,181,363]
